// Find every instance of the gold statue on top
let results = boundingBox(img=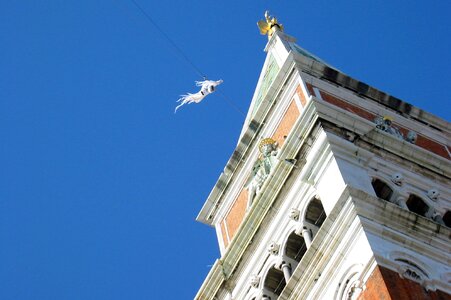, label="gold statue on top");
[257,11,284,38]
